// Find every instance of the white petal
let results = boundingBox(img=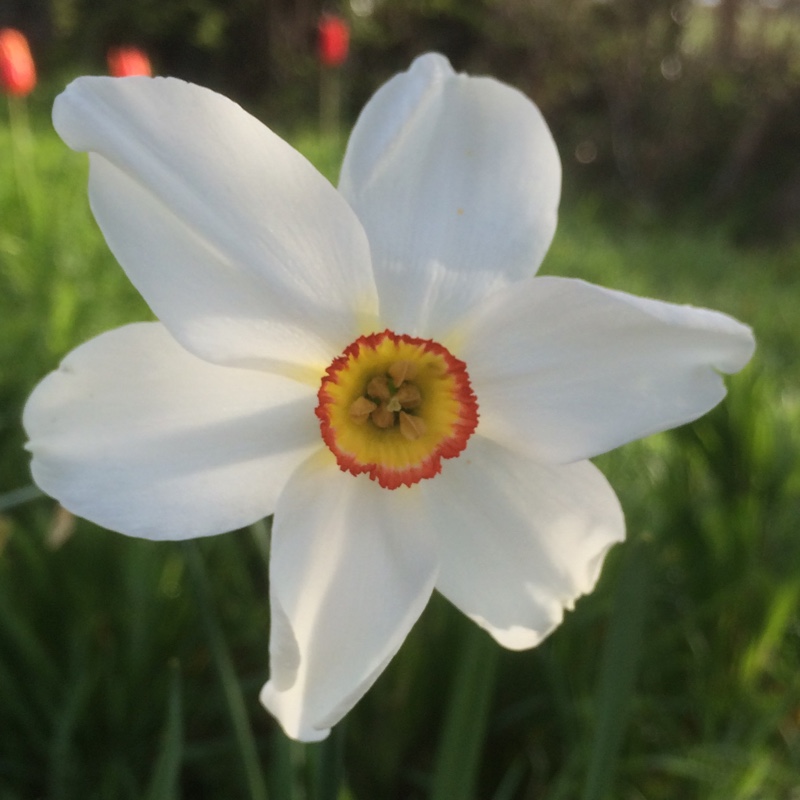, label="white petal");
[260,451,438,741]
[53,77,377,376]
[338,53,561,337]
[23,323,320,539]
[423,436,624,649]
[460,276,756,463]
